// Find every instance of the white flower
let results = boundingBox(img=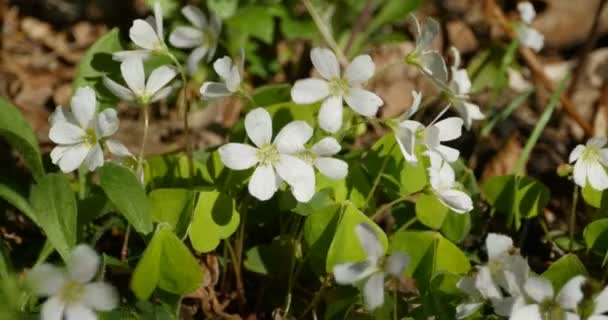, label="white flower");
[28,245,118,320]
[333,223,409,310]
[218,108,316,202]
[169,5,221,75]
[291,48,383,133]
[113,1,167,61]
[426,151,473,213]
[200,54,244,99]
[510,275,585,320]
[569,137,608,191]
[446,47,485,129]
[395,91,463,165]
[49,87,129,173]
[298,137,348,180]
[103,57,177,105]
[588,286,608,320]
[516,2,544,52]
[405,15,448,85]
